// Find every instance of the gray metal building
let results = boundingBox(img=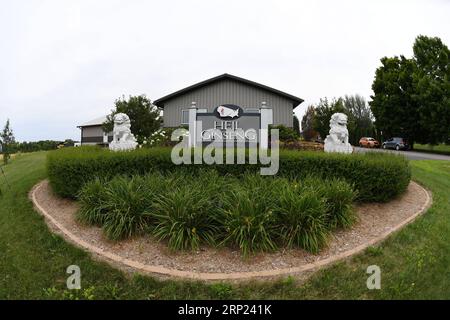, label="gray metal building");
[77,115,112,145]
[154,73,303,128]
[77,74,303,145]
